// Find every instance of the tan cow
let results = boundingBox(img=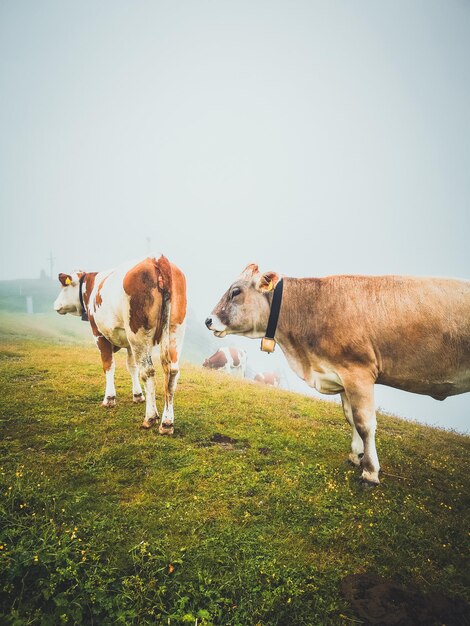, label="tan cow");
[54,256,186,434]
[206,264,470,485]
